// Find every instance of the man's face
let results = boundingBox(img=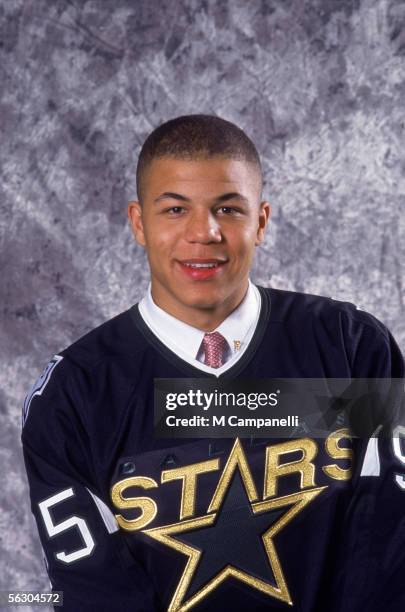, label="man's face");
[128,156,270,327]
